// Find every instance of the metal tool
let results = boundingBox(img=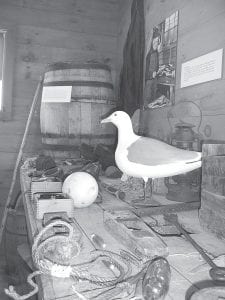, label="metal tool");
[164,213,225,282]
[128,208,192,237]
[135,201,200,216]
